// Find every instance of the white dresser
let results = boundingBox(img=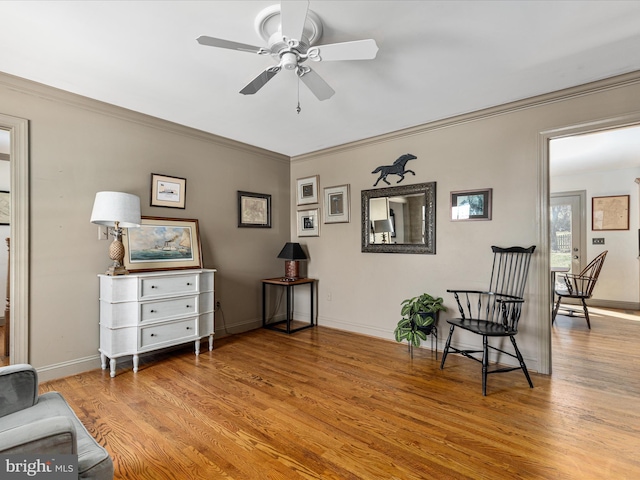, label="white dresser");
[98,269,215,377]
